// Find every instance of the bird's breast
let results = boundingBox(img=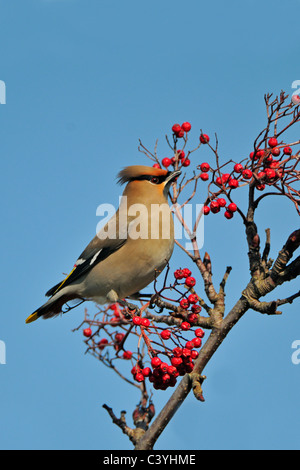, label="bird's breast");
[126,201,174,242]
